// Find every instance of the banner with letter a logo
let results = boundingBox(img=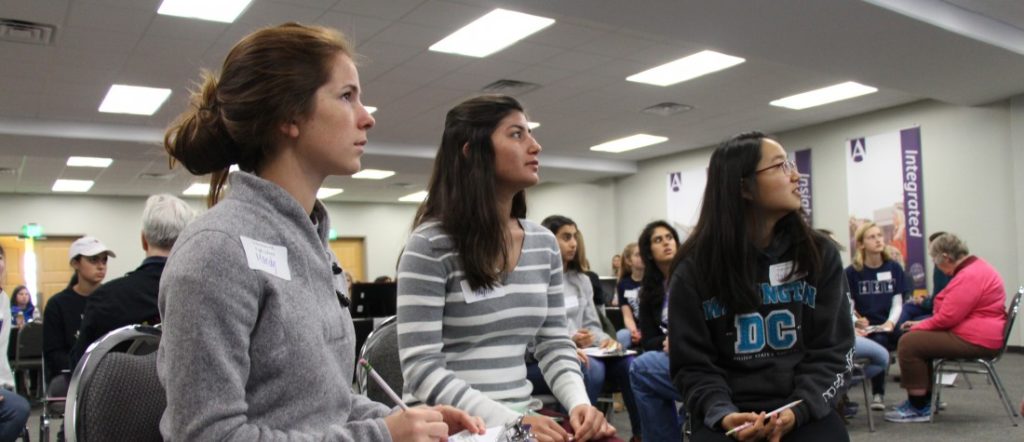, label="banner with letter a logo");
[845,127,926,295]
